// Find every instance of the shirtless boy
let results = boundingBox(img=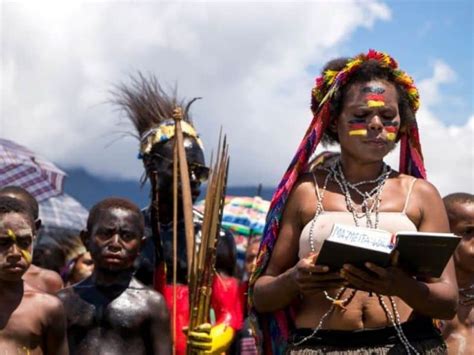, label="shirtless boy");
[443,193,474,354]
[0,196,68,354]
[57,197,171,355]
[0,186,63,293]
